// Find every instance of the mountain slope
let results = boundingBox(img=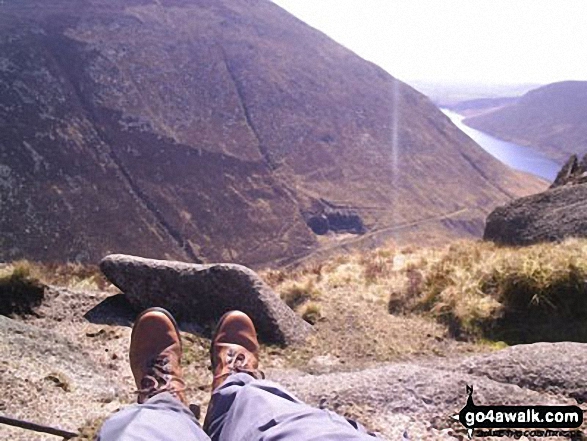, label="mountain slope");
[464,81,587,163]
[0,0,544,267]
